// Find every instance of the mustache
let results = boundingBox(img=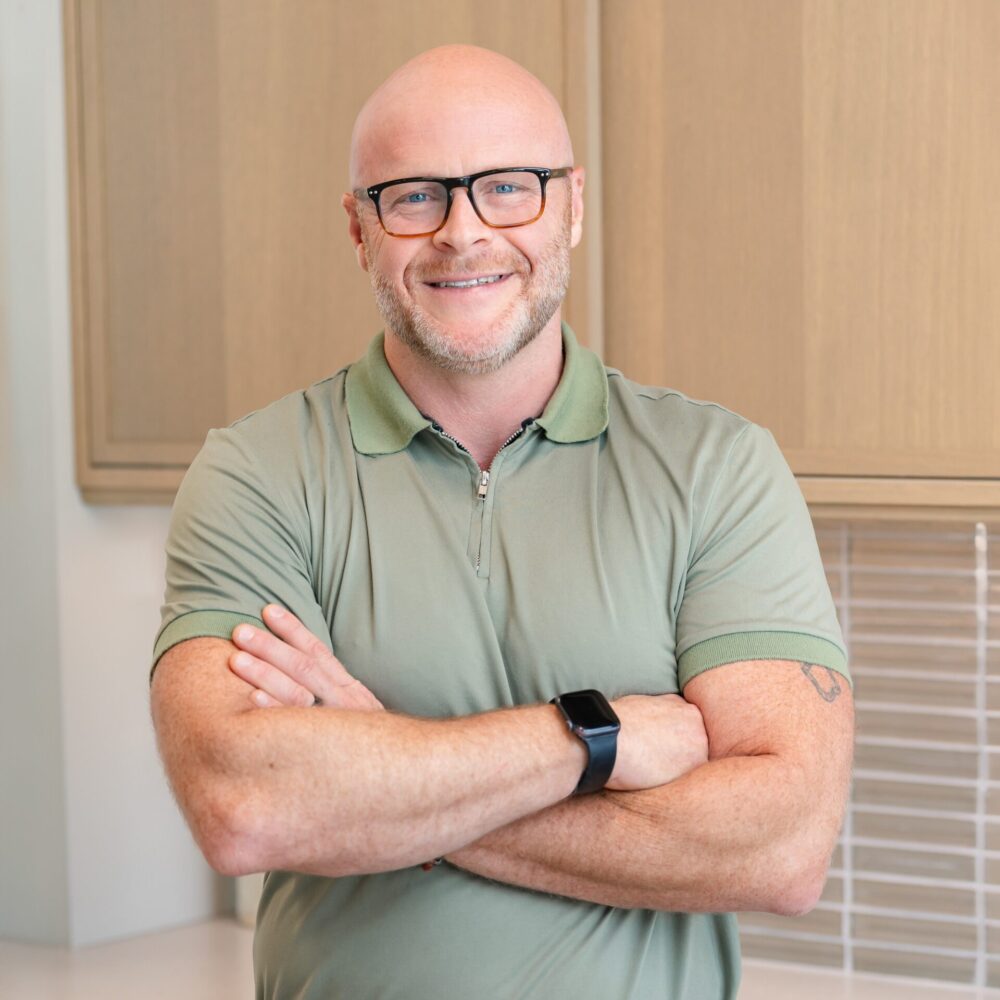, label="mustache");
[410,255,529,283]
